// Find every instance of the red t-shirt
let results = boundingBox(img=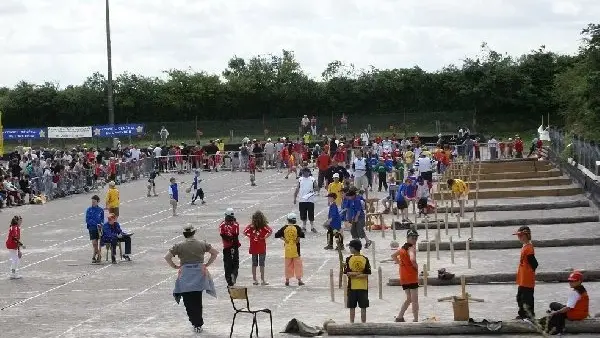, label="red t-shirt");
[5,225,20,250]
[243,224,273,254]
[248,158,256,170]
[515,140,524,152]
[317,153,331,171]
[219,221,240,249]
